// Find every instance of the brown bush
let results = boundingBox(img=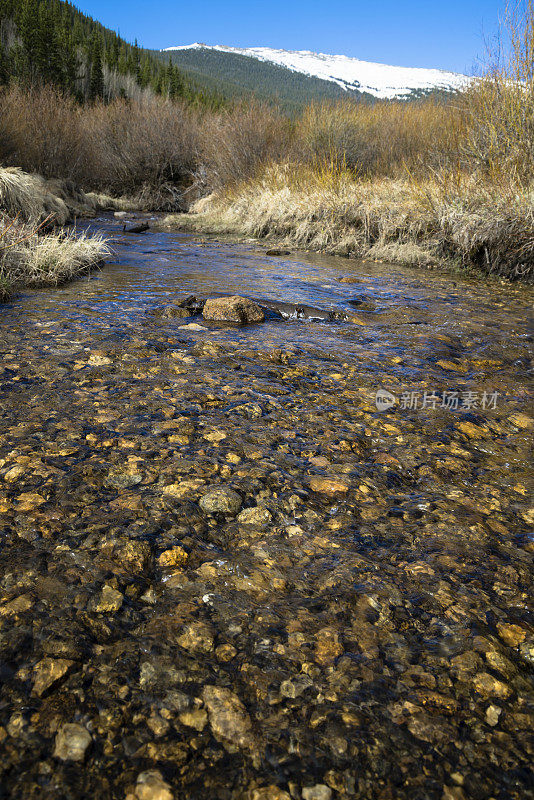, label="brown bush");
[0,84,84,179]
[198,101,292,190]
[460,0,534,186]
[79,95,200,194]
[0,86,201,206]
